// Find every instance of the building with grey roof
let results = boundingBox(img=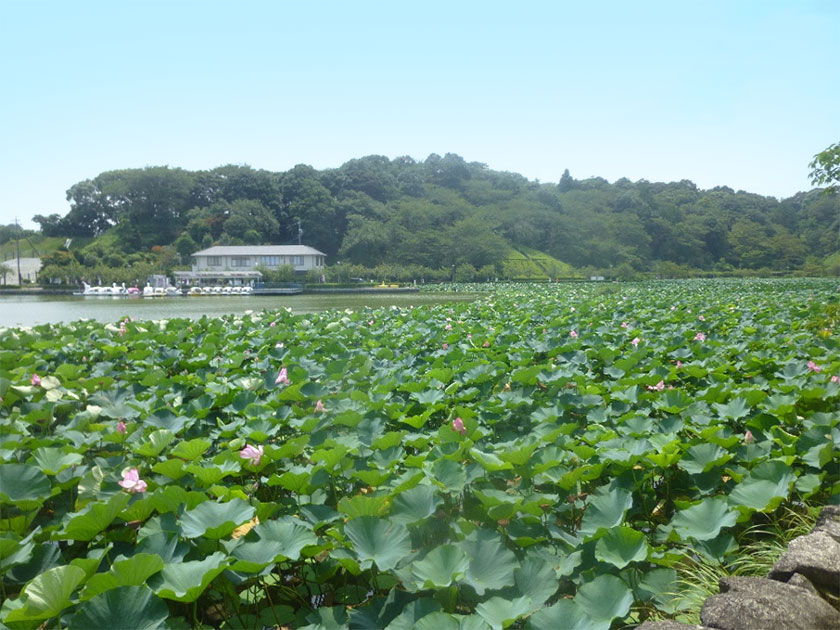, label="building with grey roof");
[174,245,326,286]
